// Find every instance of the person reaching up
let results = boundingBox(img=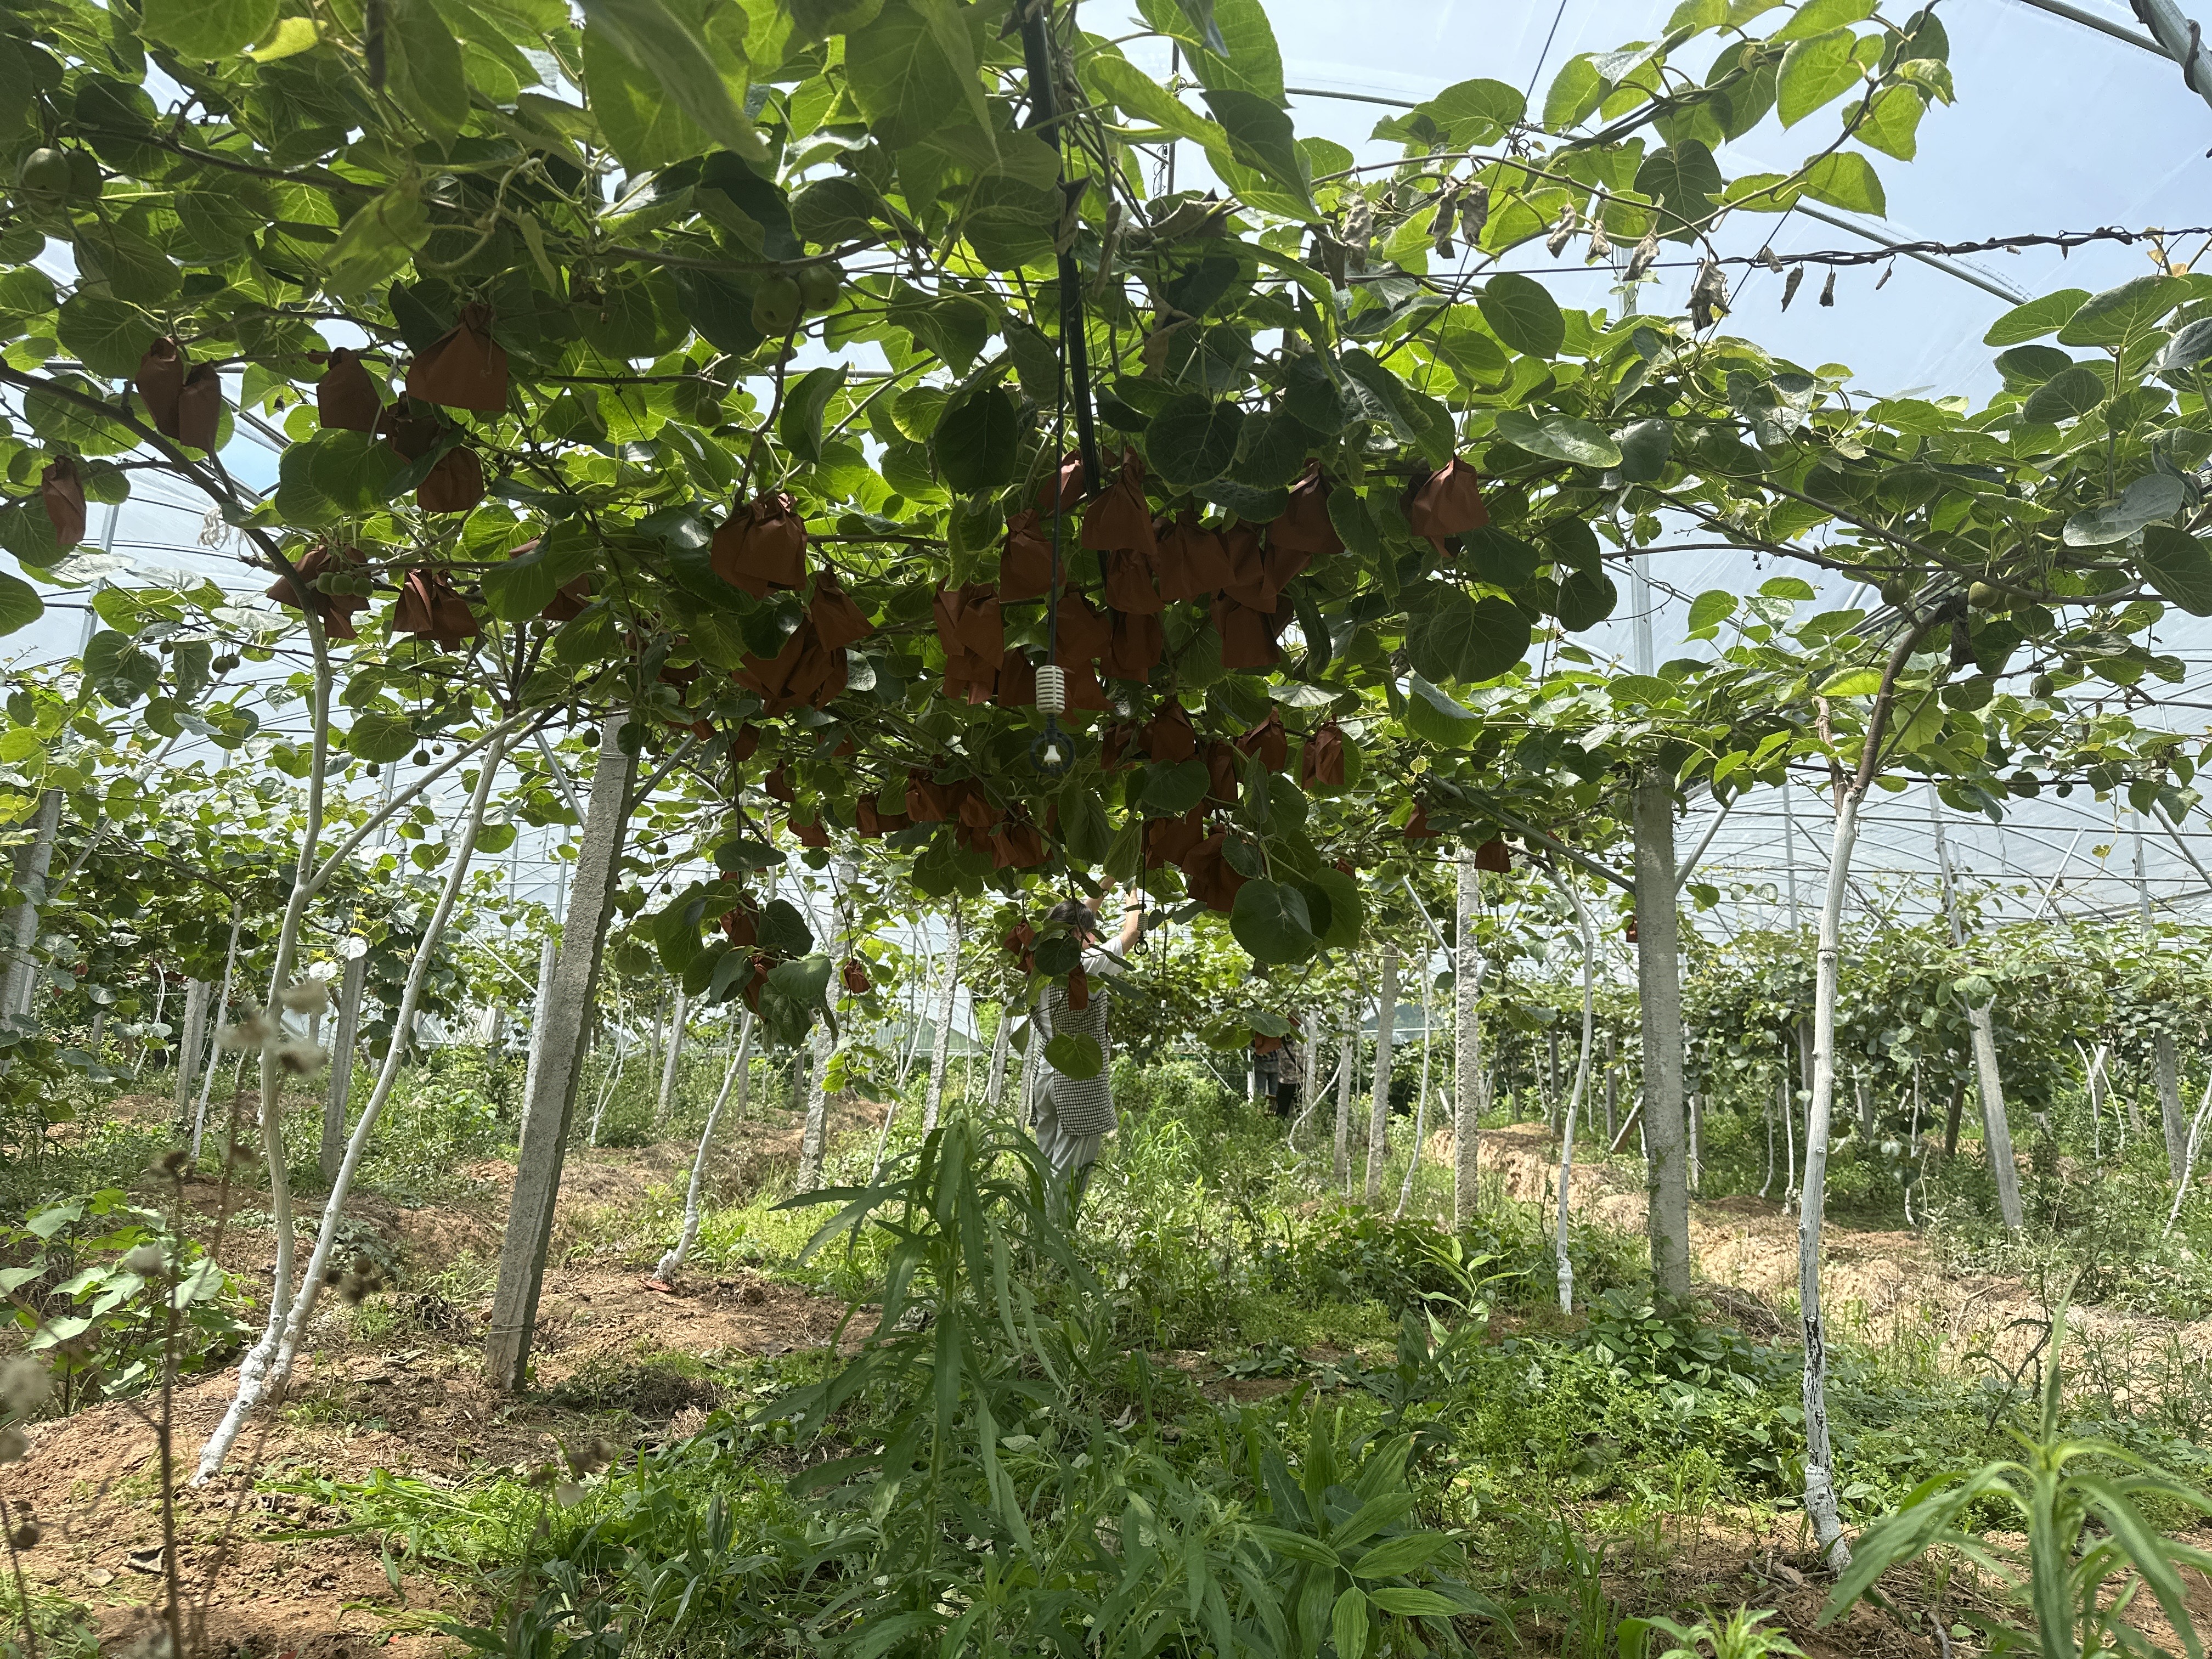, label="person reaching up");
[1031,883,1144,1222]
